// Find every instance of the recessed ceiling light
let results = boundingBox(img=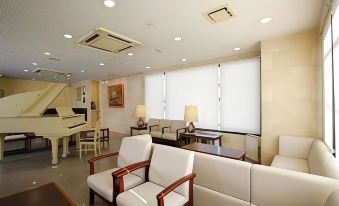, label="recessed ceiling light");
[44,52,51,56]
[32,181,37,185]
[174,37,182,41]
[234,47,240,51]
[0,74,3,77]
[181,58,187,62]
[32,78,36,81]
[63,34,72,39]
[81,70,85,73]
[127,53,134,56]
[104,0,116,8]
[99,63,105,66]
[145,66,151,69]
[260,17,272,24]
[66,74,71,77]
[32,62,37,66]
[66,78,70,80]
[24,69,29,72]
